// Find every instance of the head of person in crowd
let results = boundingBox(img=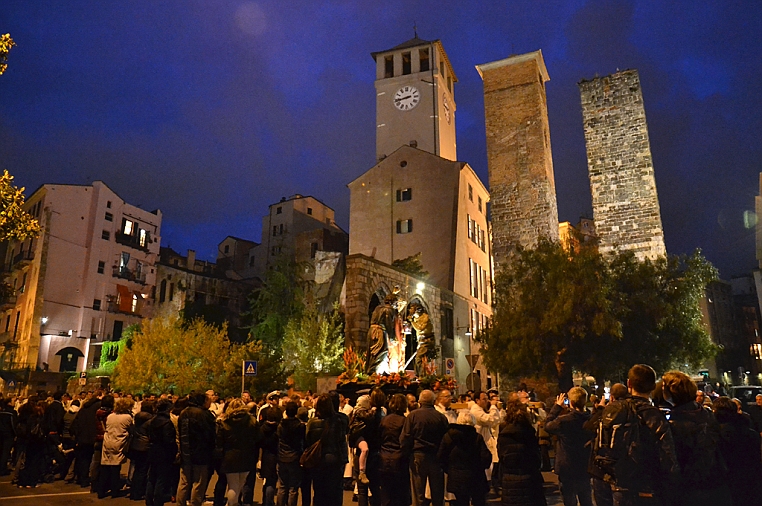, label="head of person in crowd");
[457,410,476,426]
[474,391,489,411]
[328,390,341,412]
[140,399,156,414]
[266,406,282,423]
[69,399,81,412]
[172,396,189,416]
[567,387,588,411]
[101,394,115,411]
[356,395,371,411]
[502,397,531,426]
[406,393,419,411]
[589,394,598,405]
[225,398,246,415]
[188,391,210,409]
[284,400,298,419]
[627,364,657,397]
[315,394,335,419]
[437,389,452,409]
[388,394,408,416]
[756,394,762,408]
[370,388,386,410]
[266,391,280,407]
[114,396,135,414]
[661,371,698,407]
[731,398,743,413]
[712,396,736,416]
[611,383,628,401]
[241,390,252,404]
[695,390,705,404]
[296,406,310,423]
[338,393,350,408]
[418,389,436,407]
[62,392,71,403]
[155,399,173,415]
